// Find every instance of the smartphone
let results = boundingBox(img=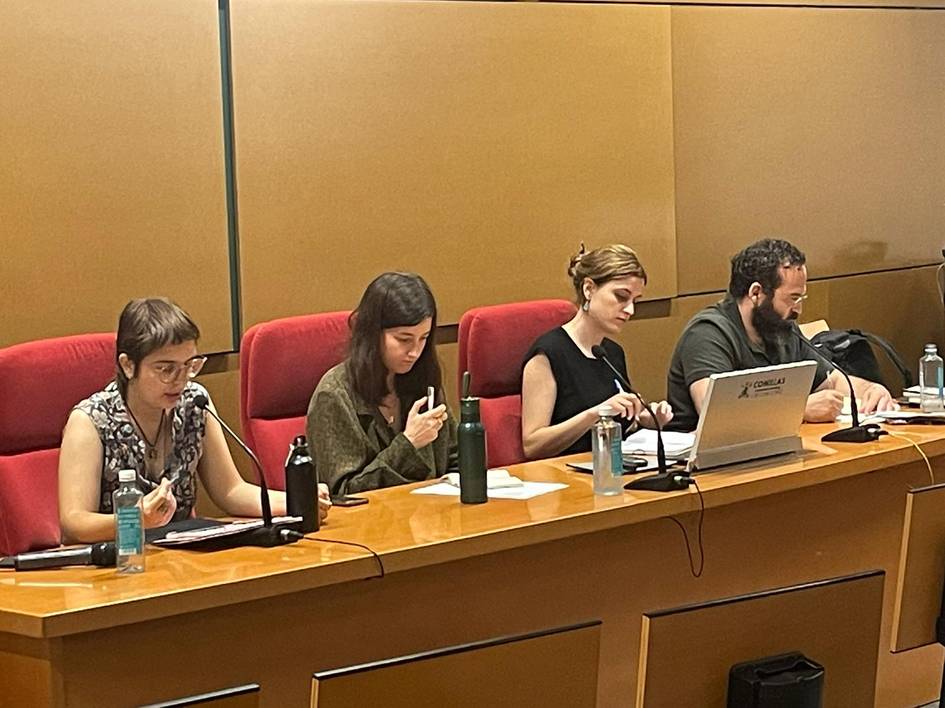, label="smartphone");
[331,495,369,507]
[566,455,649,474]
[427,386,435,411]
